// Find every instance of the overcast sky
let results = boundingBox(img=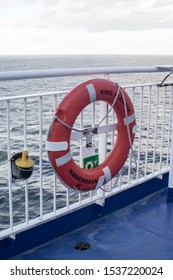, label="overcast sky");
[0,0,173,55]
